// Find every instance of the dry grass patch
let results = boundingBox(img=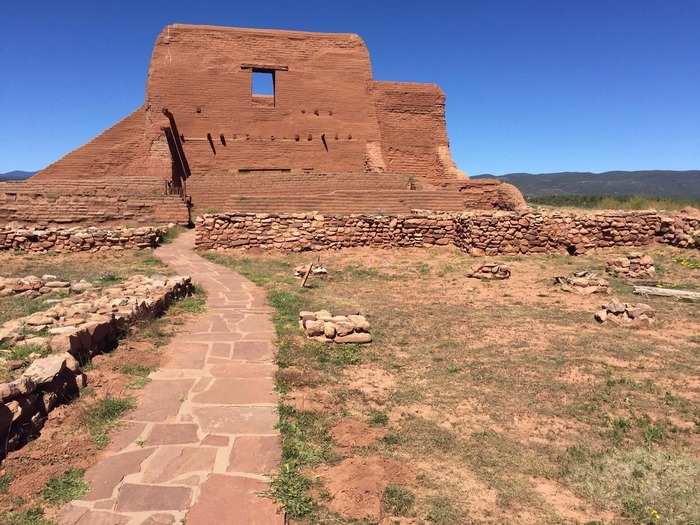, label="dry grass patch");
[206,244,699,524]
[0,250,170,325]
